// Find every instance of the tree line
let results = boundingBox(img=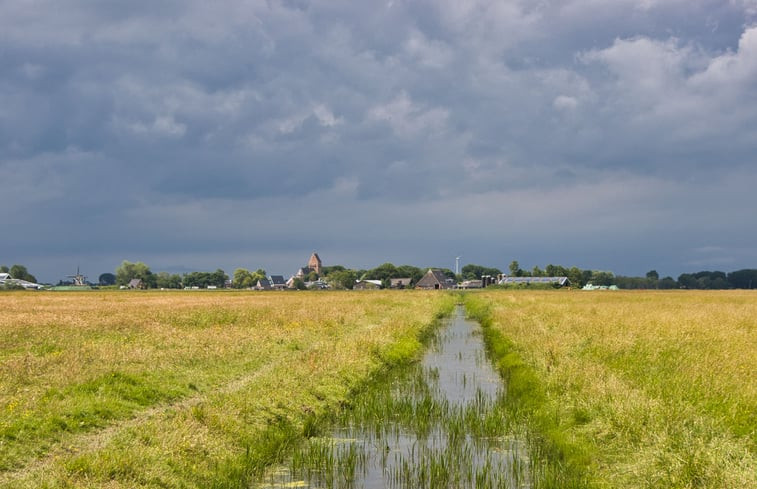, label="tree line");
[503,261,757,290]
